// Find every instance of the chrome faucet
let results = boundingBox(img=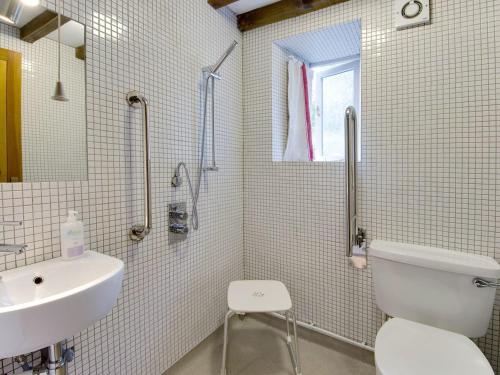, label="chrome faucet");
[0,221,27,256]
[0,244,27,255]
